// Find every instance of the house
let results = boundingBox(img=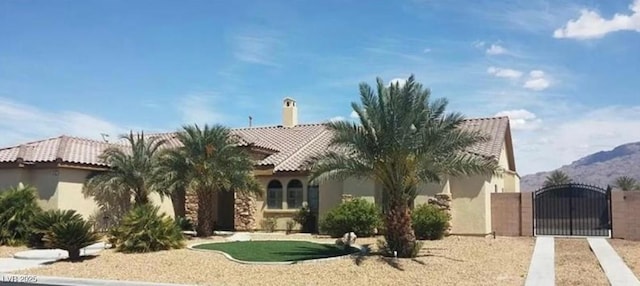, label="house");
[0,98,520,235]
